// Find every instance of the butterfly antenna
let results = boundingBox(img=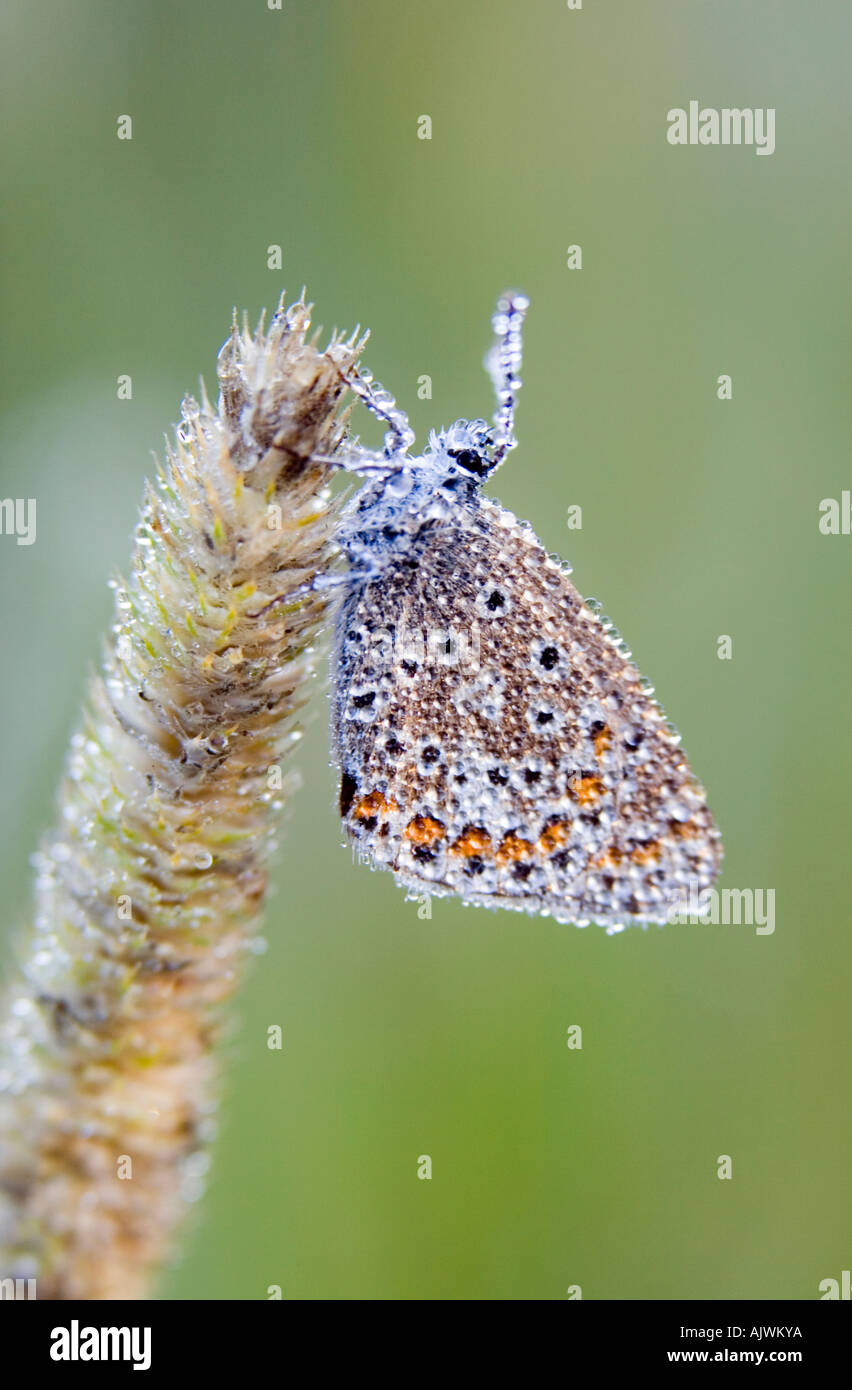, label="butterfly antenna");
[486,291,529,467]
